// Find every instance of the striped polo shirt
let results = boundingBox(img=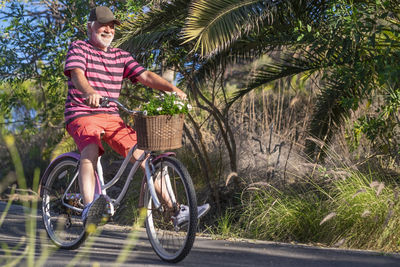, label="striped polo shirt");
[64,40,146,125]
